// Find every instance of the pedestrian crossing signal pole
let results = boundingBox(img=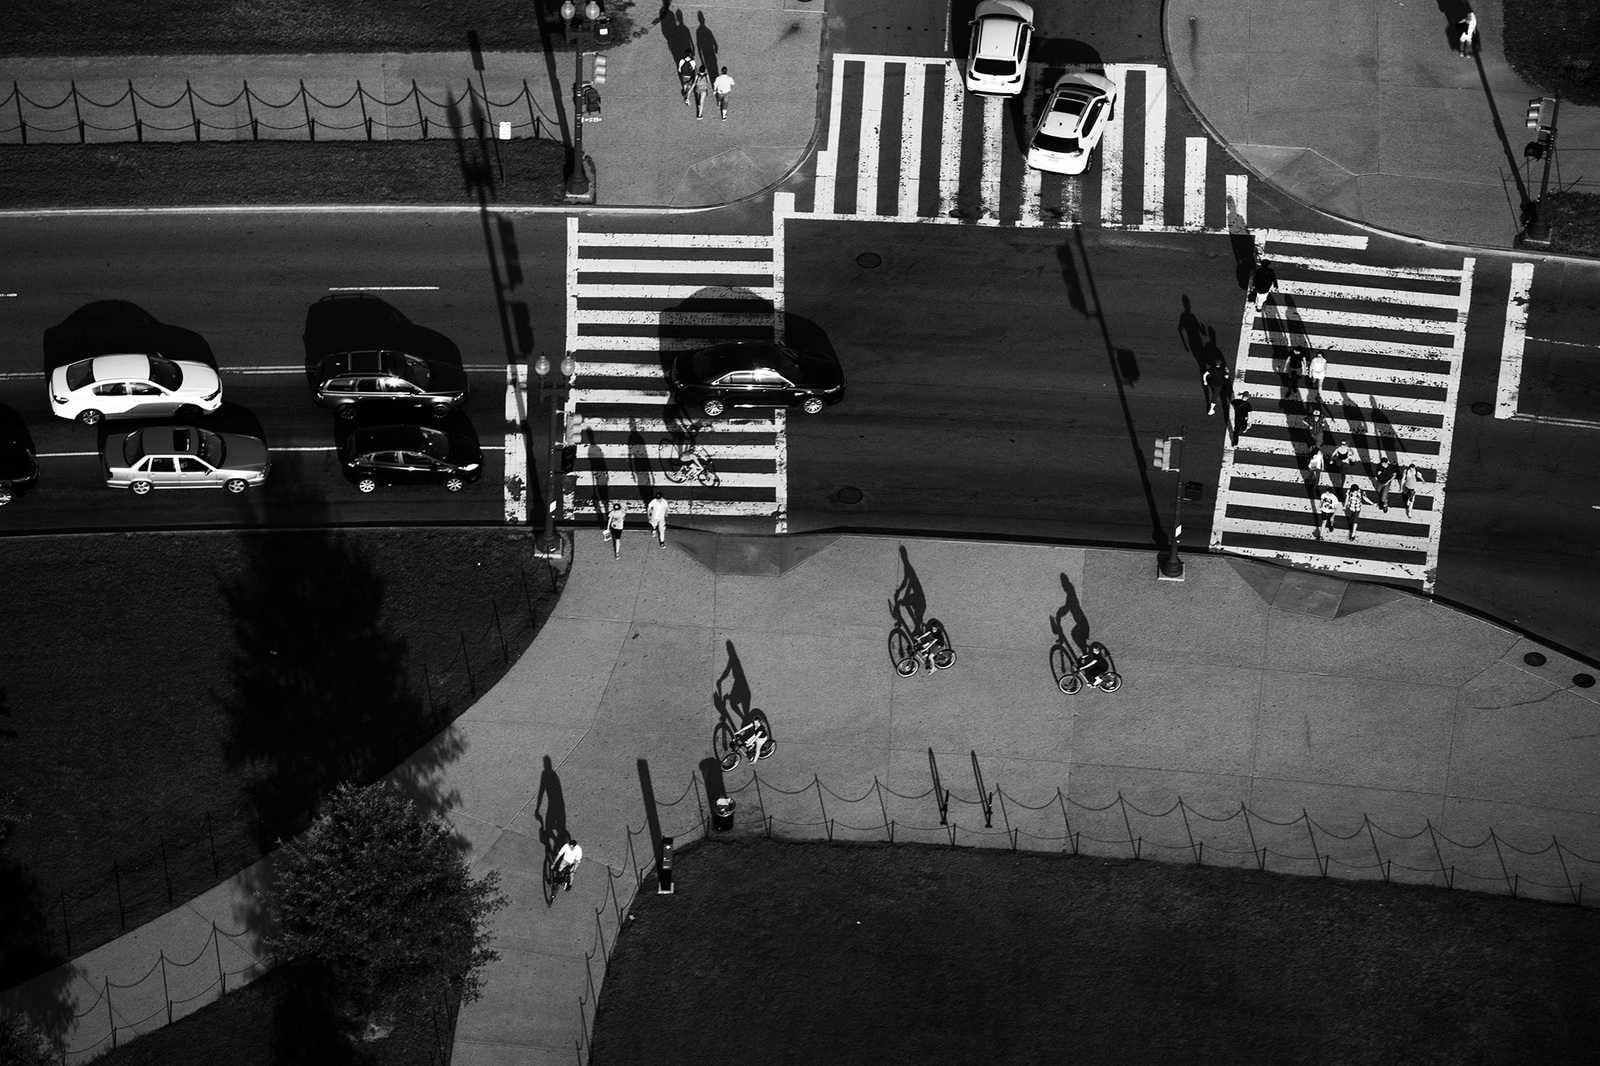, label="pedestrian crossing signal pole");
[561,0,605,201]
[534,352,577,558]
[1152,434,1185,581]
[1523,96,1558,242]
